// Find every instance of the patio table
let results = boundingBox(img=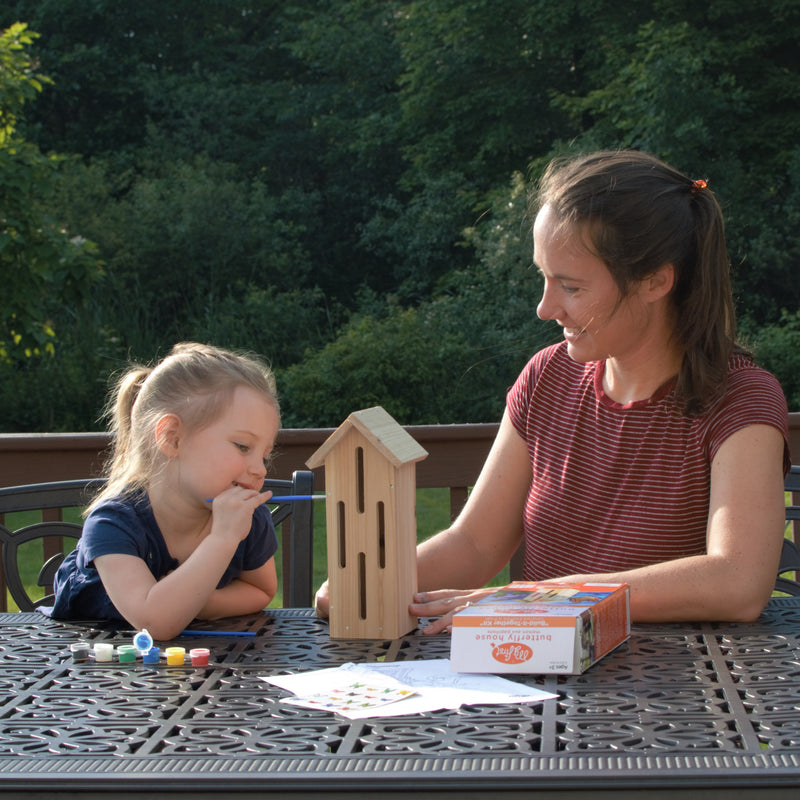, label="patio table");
[1,599,800,798]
